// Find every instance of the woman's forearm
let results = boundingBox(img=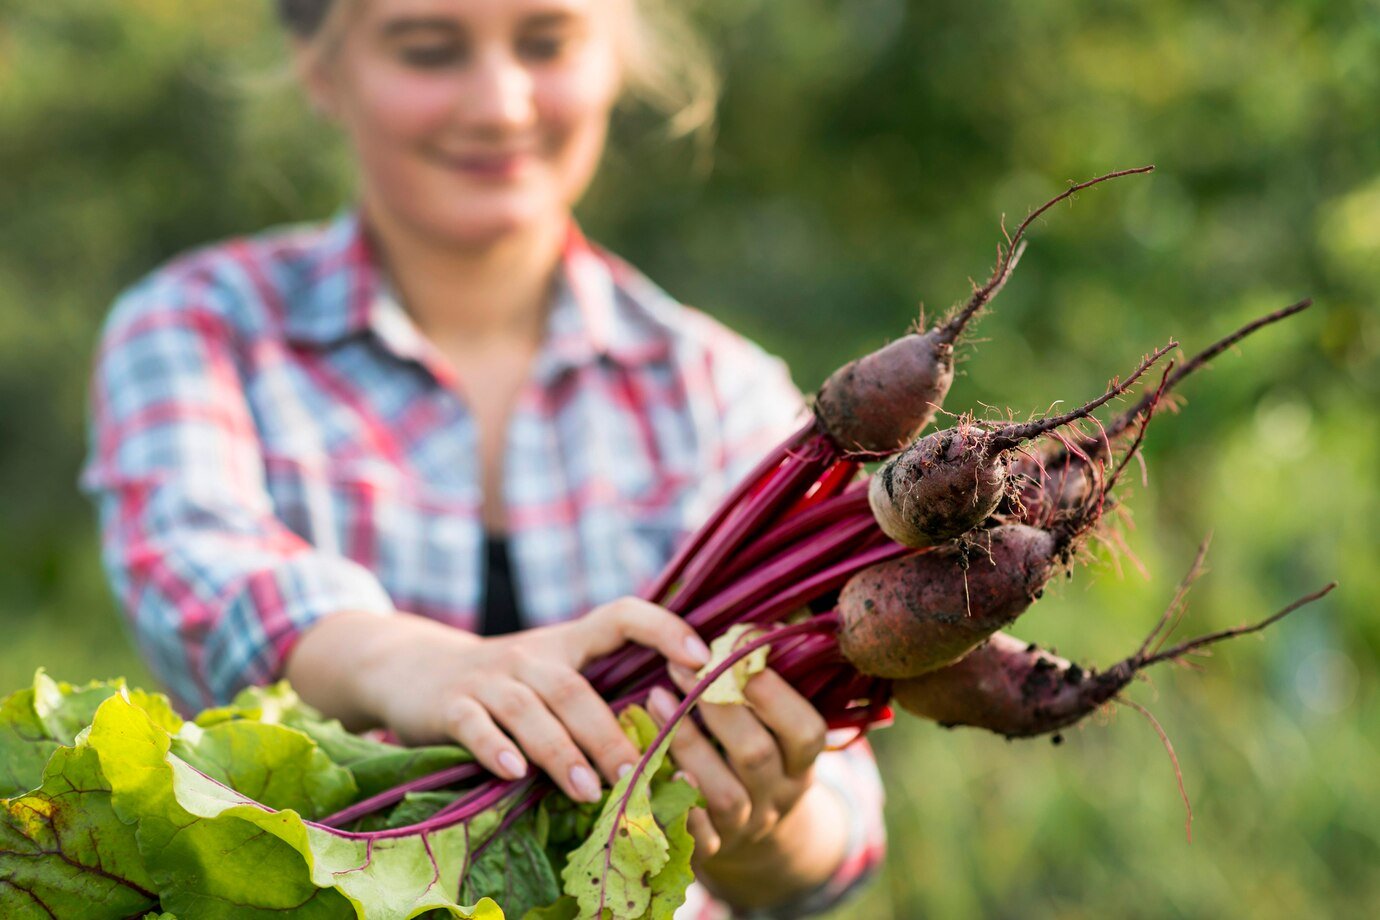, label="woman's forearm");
[283,609,450,732]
